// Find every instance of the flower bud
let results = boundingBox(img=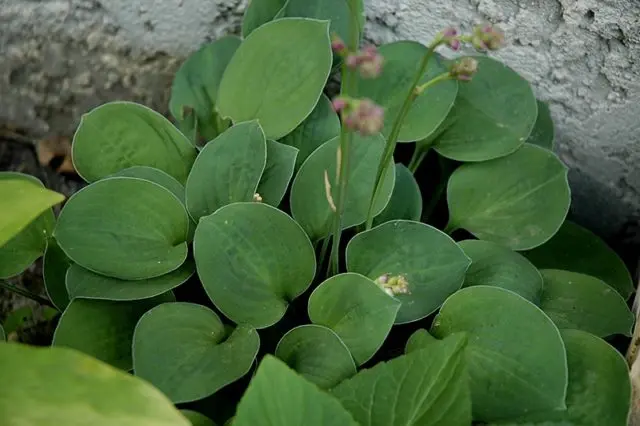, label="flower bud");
[331,35,347,55]
[375,273,411,296]
[449,57,478,81]
[332,97,348,112]
[472,24,504,51]
[253,193,263,202]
